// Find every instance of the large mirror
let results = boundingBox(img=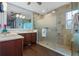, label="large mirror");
[7,3,33,30]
